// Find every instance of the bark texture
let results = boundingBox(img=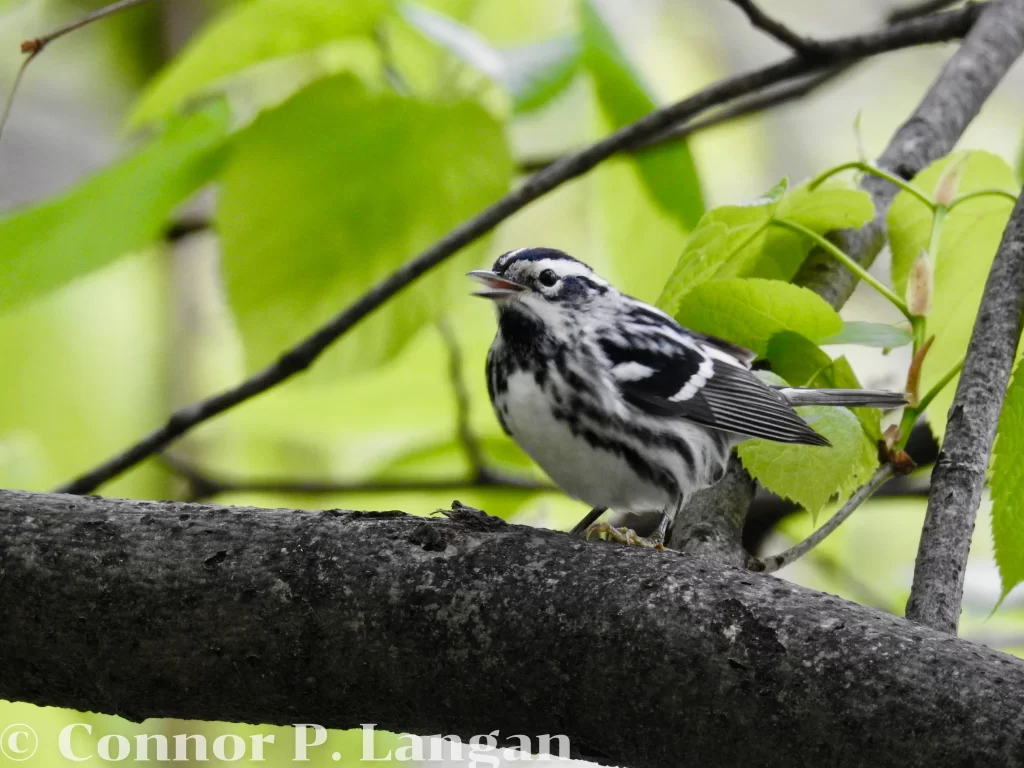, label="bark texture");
[667,455,753,566]
[906,191,1024,633]
[2,490,1024,768]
